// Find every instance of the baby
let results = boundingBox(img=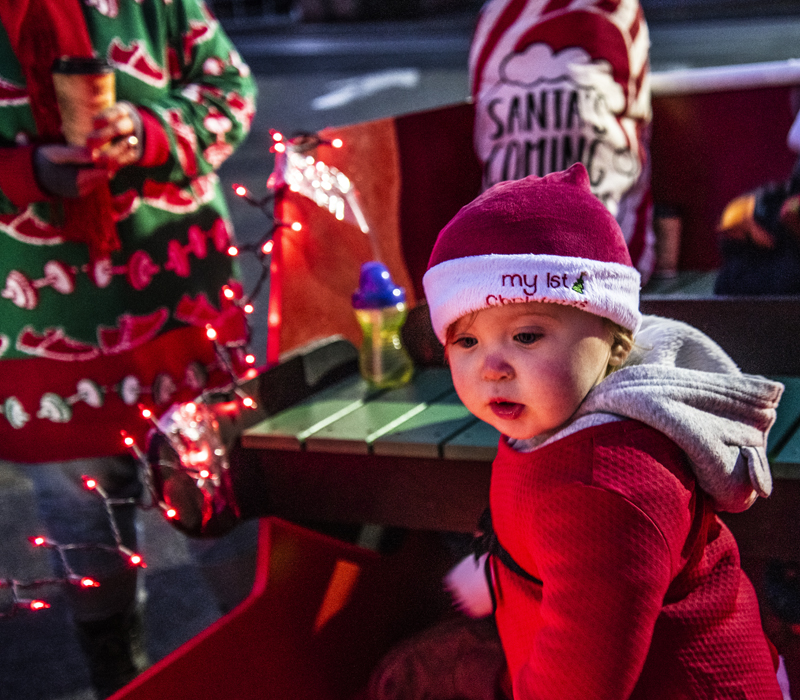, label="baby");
[421,163,785,698]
